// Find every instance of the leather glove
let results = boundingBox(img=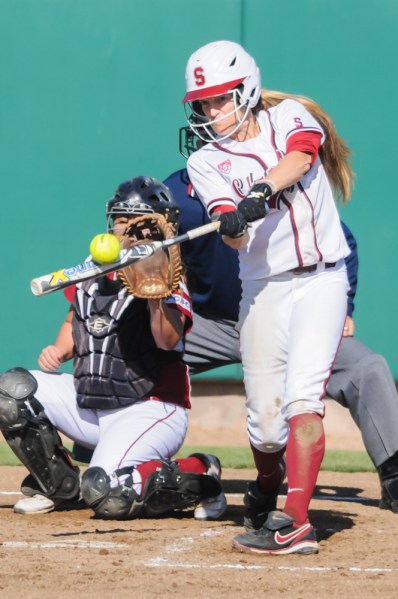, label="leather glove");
[117,213,182,298]
[238,182,273,222]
